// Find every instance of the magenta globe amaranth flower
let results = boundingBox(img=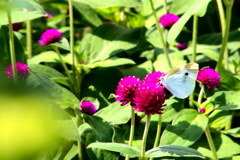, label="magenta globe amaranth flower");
[5,62,30,79]
[177,43,188,50]
[197,68,221,89]
[159,13,180,29]
[132,82,166,115]
[80,101,97,115]
[199,108,206,113]
[39,29,62,46]
[115,76,141,106]
[144,71,166,84]
[45,12,52,18]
